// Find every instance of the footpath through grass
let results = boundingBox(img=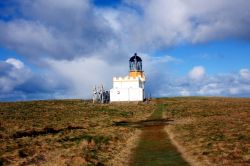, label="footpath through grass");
[130,103,189,166]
